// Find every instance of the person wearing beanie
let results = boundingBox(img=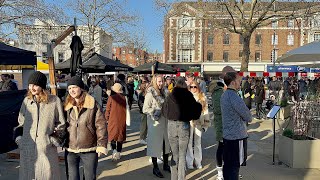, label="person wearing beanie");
[13,71,66,180]
[64,76,108,180]
[105,83,127,161]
